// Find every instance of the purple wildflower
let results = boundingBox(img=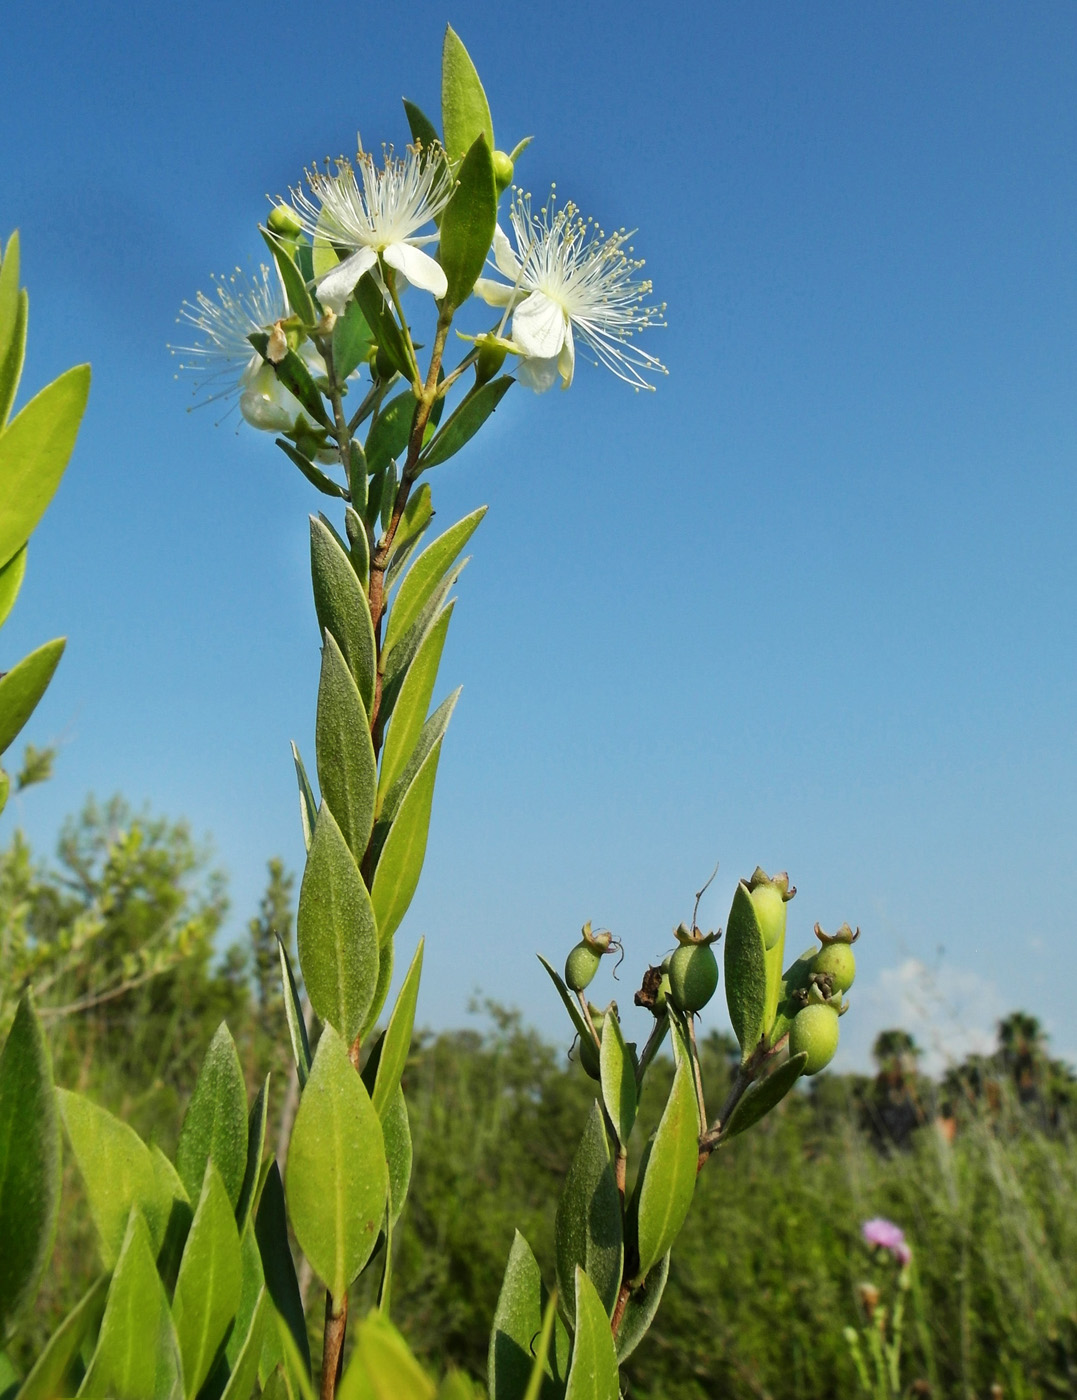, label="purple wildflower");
[861,1218,911,1266]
